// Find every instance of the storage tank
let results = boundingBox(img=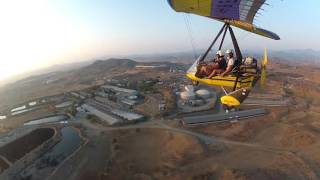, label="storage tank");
[189,99,205,106]
[185,85,195,92]
[180,91,196,101]
[195,89,211,99]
